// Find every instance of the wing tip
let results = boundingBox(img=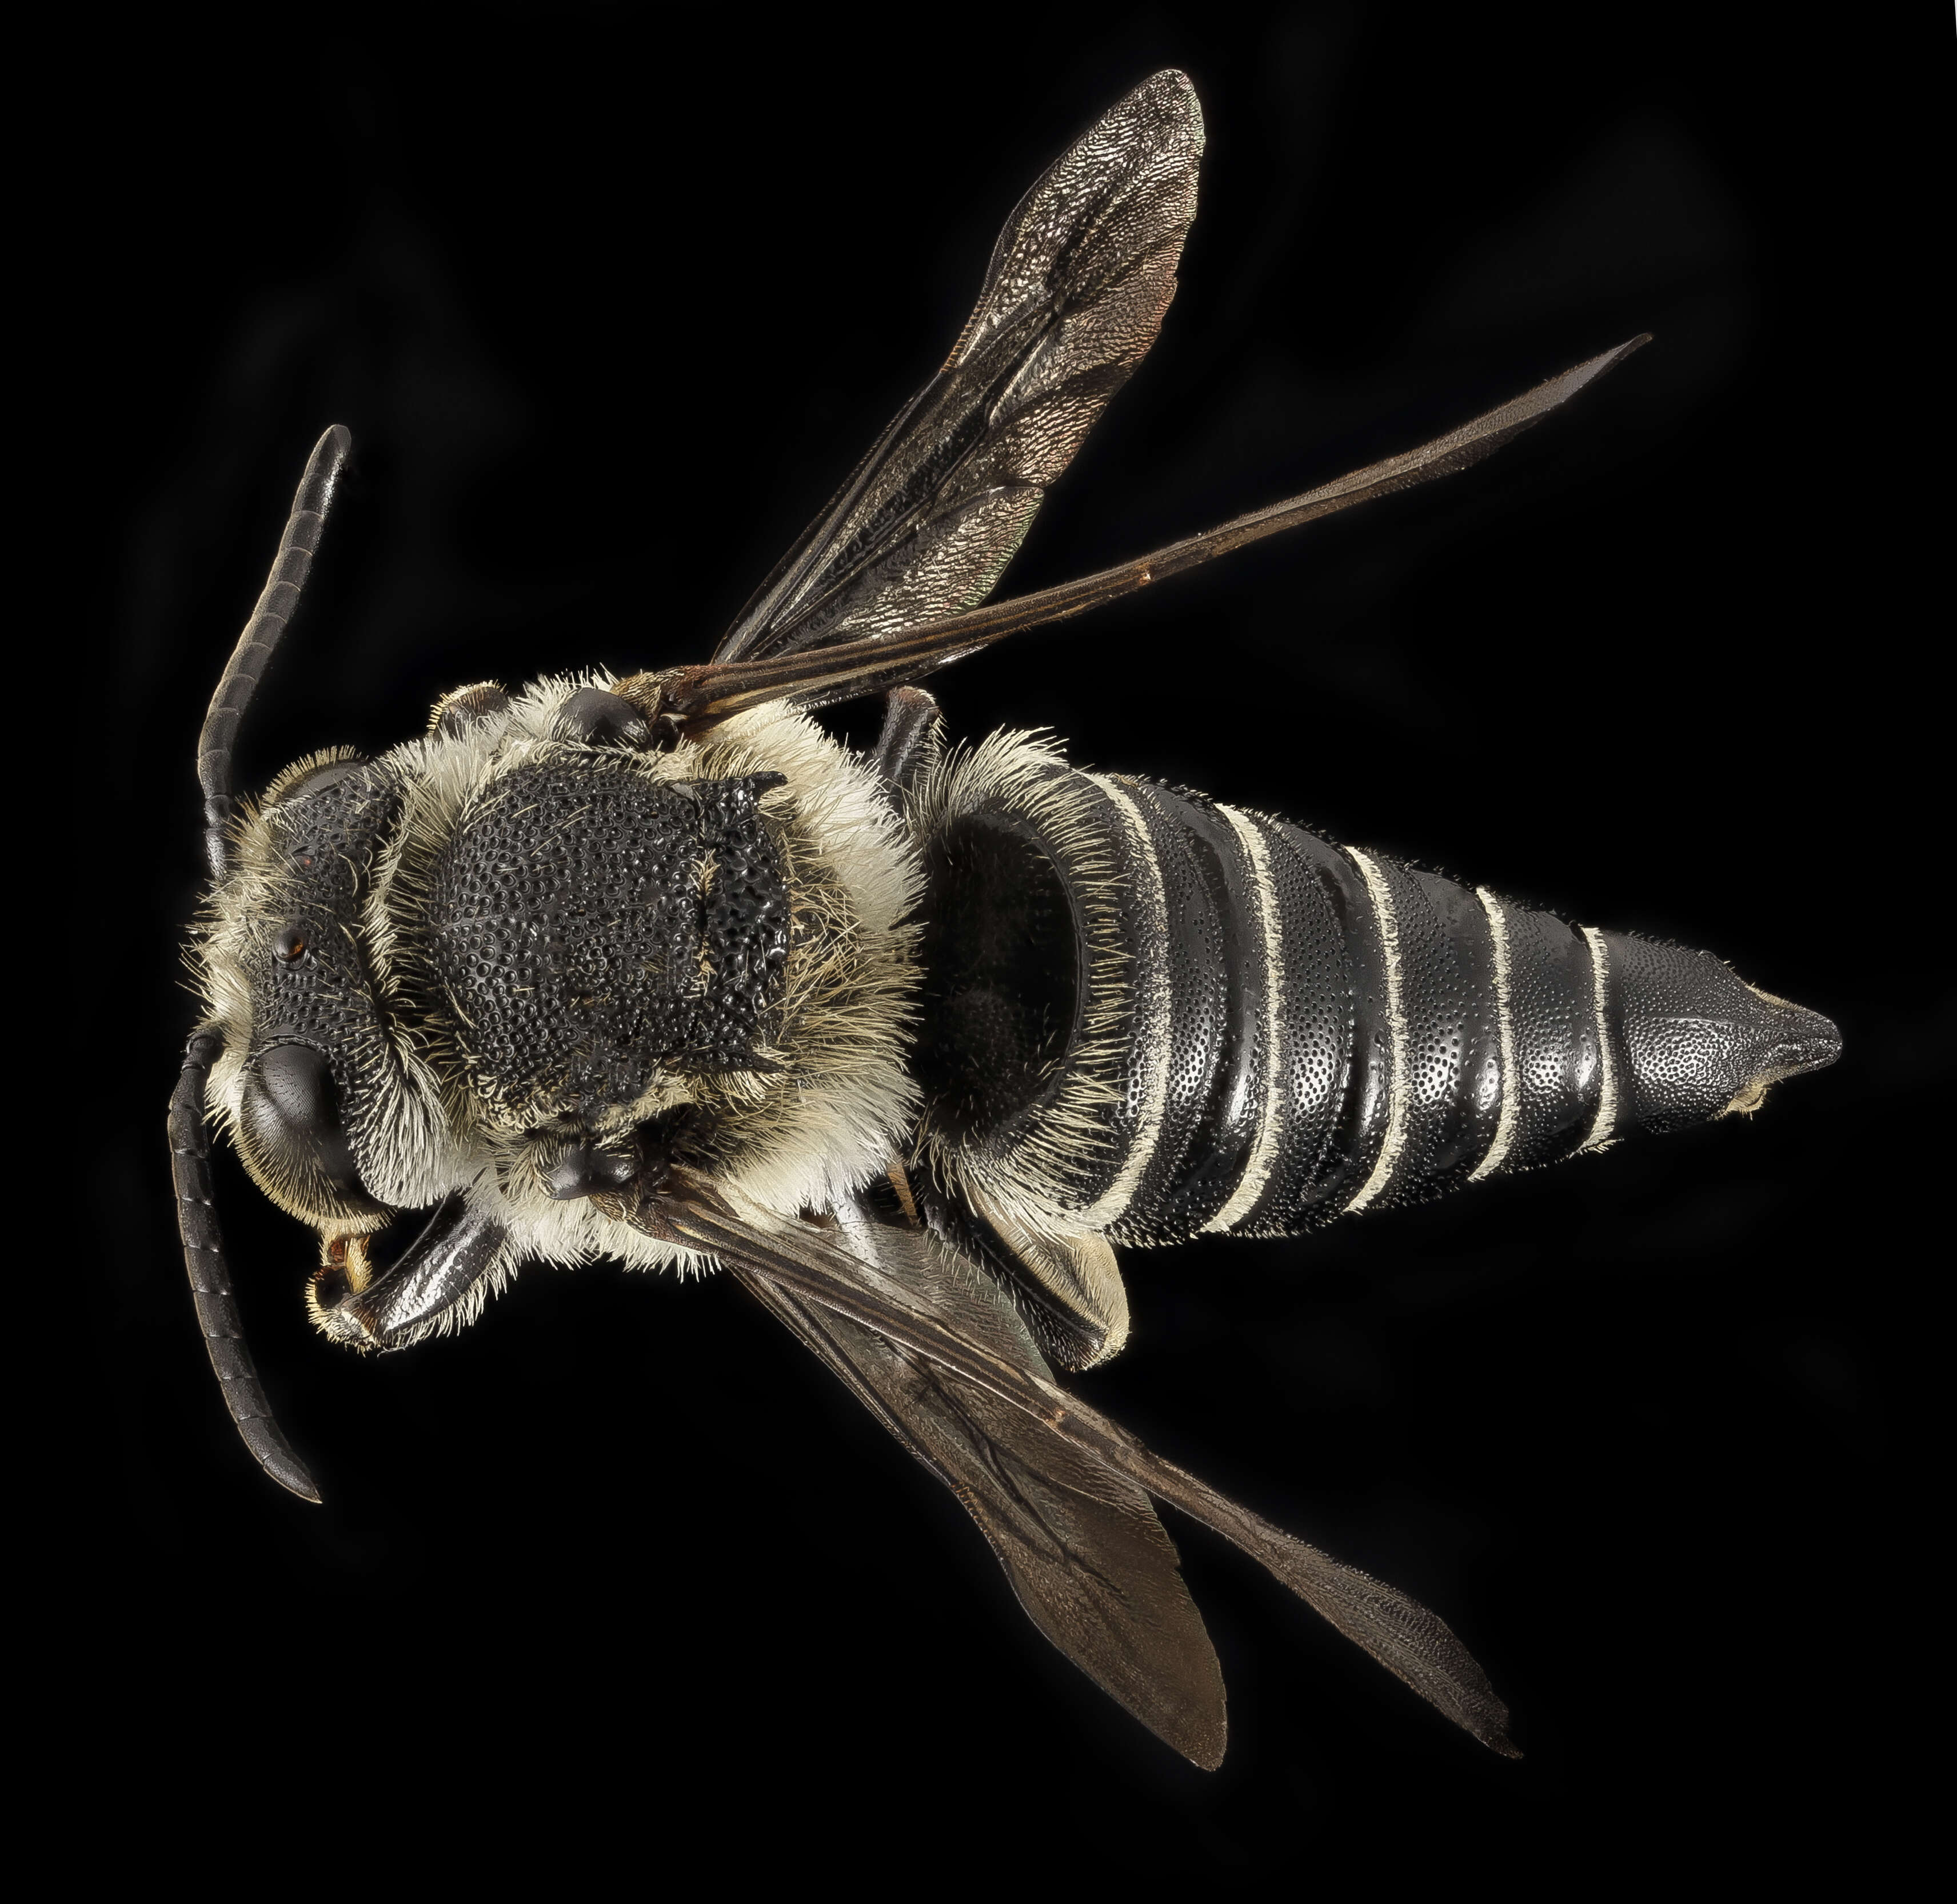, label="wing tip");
[1184,1728,1227,1773]
[1515,332,1651,425]
[1455,1695,1522,1759]
[1128,67,1204,146]
[1569,331,1654,391]
[1152,1699,1227,1770]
